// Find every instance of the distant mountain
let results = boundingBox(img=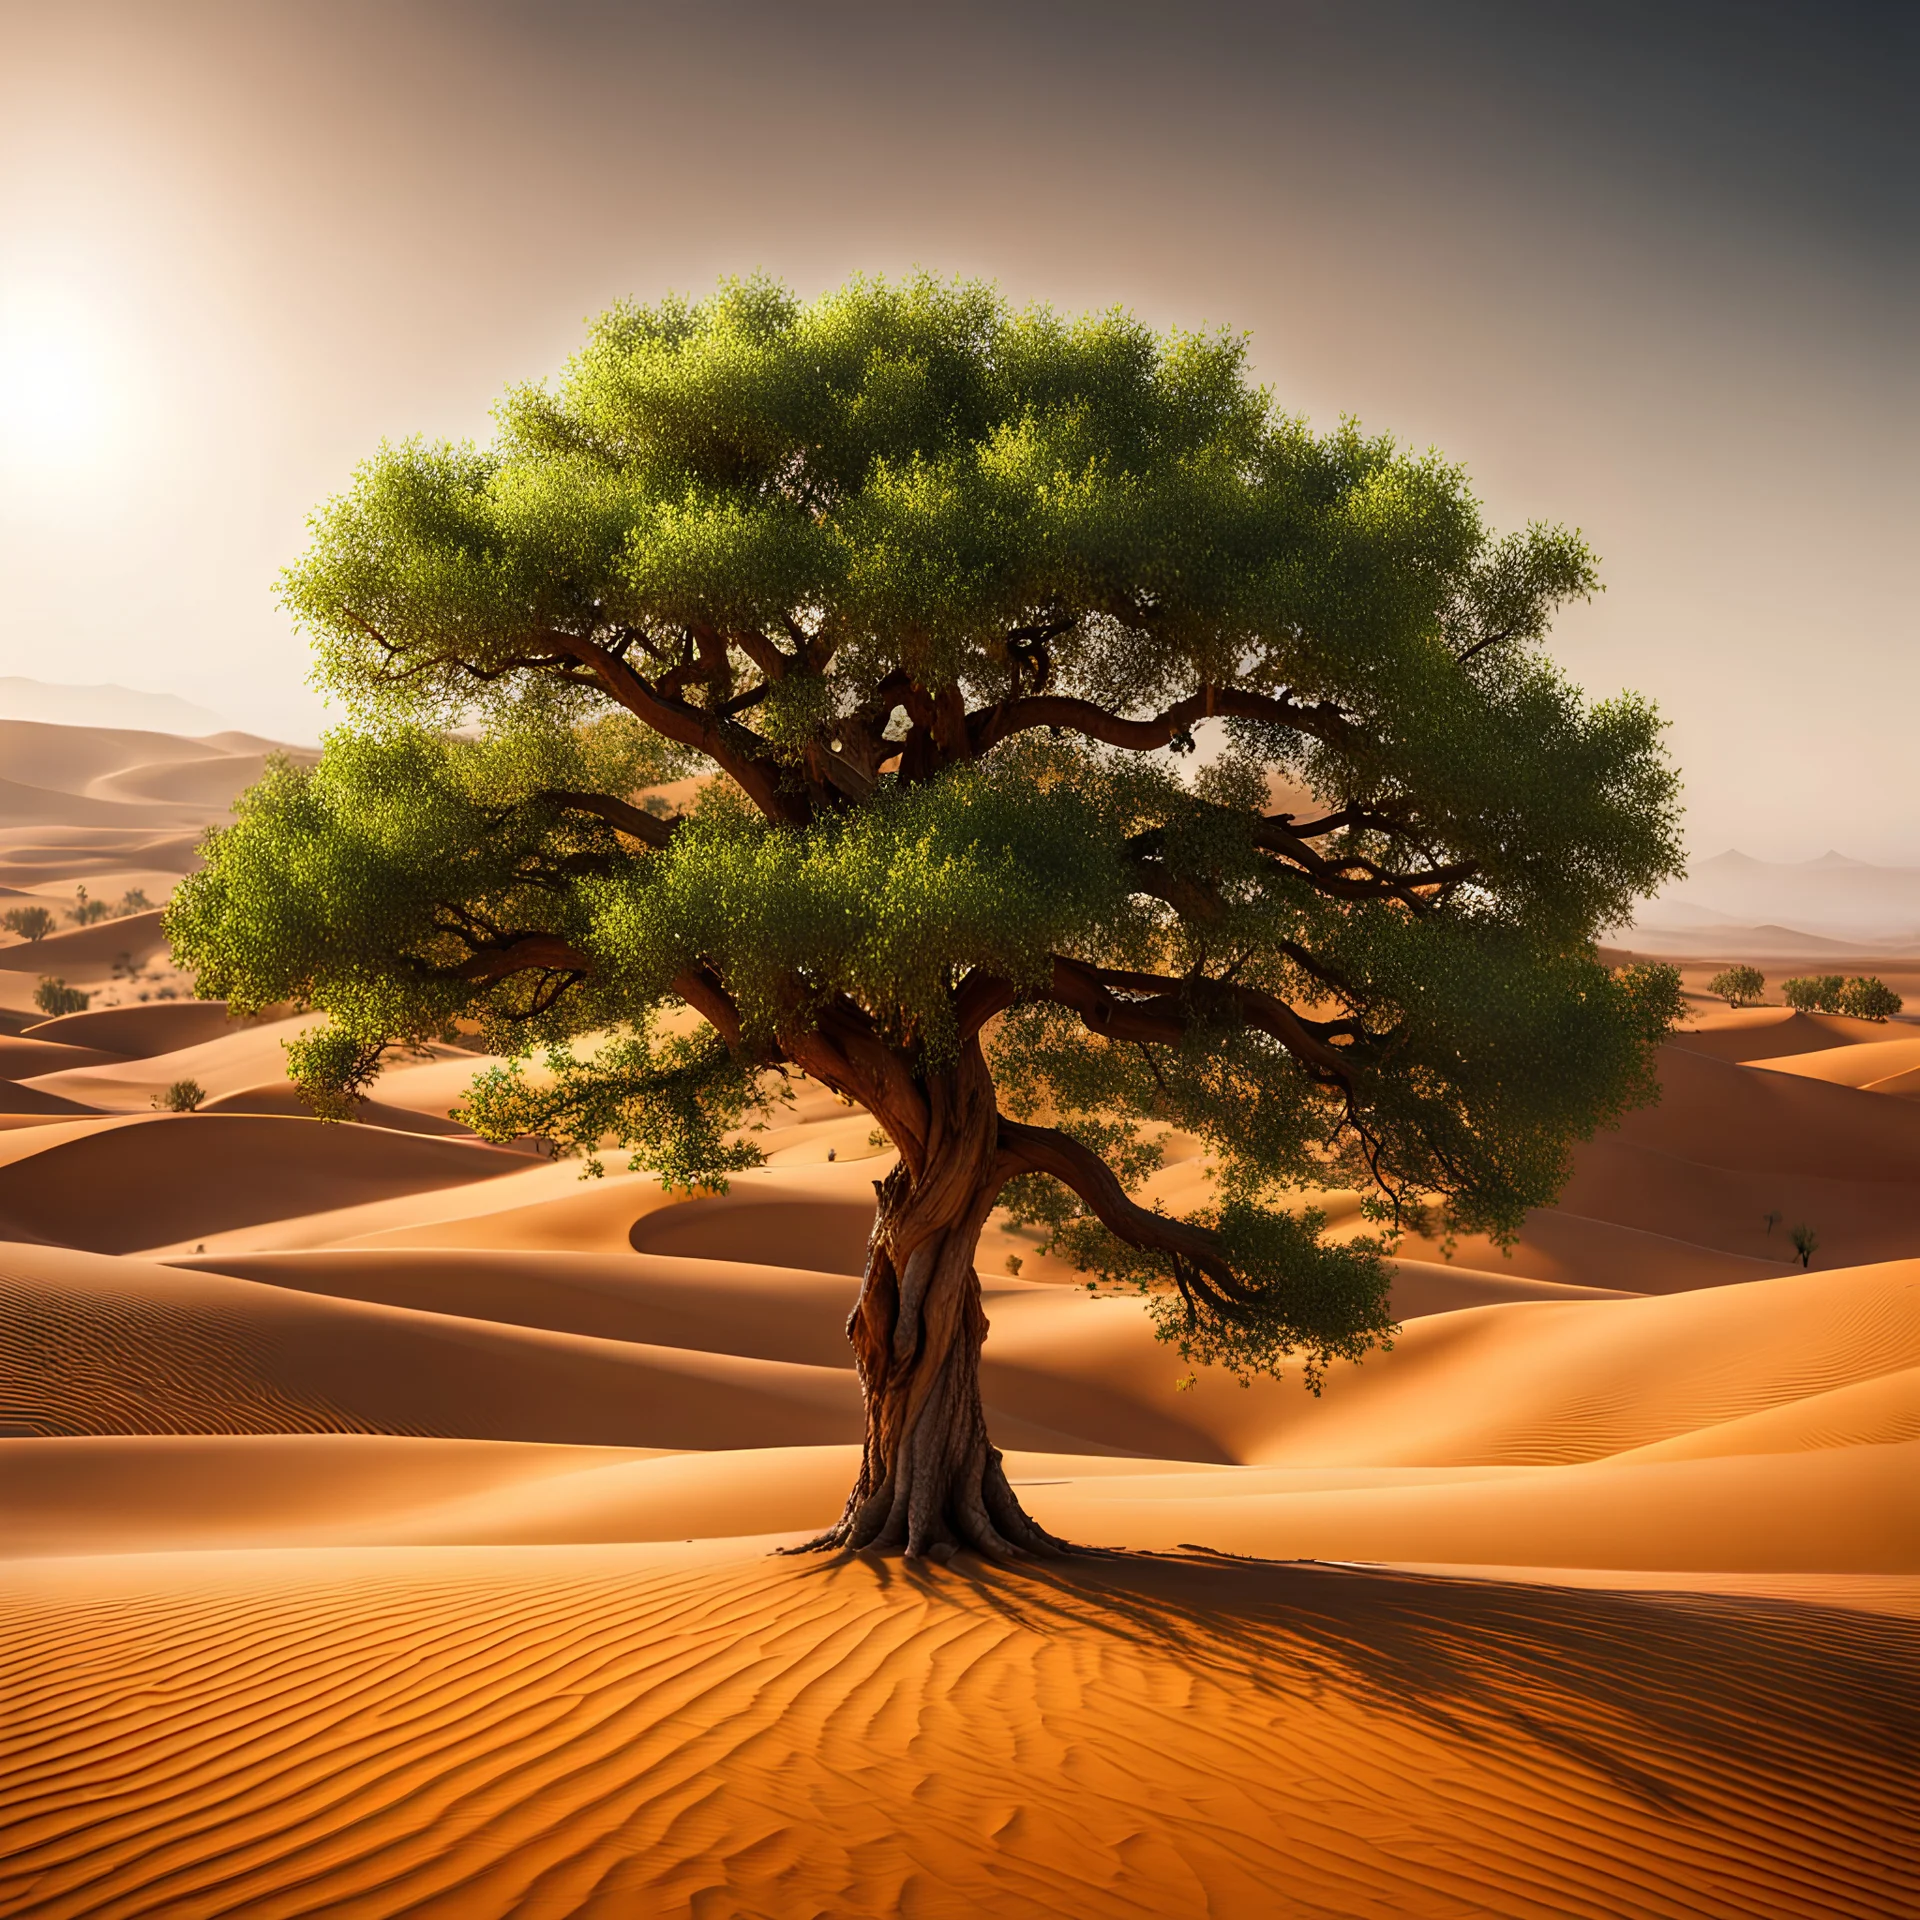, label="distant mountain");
[1630,849,1920,949]
[0,677,227,736]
